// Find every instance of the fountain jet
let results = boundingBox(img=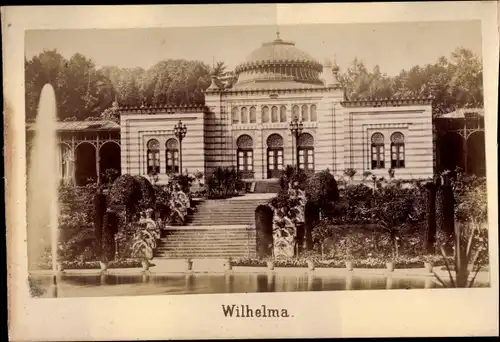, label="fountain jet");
[27,84,60,274]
